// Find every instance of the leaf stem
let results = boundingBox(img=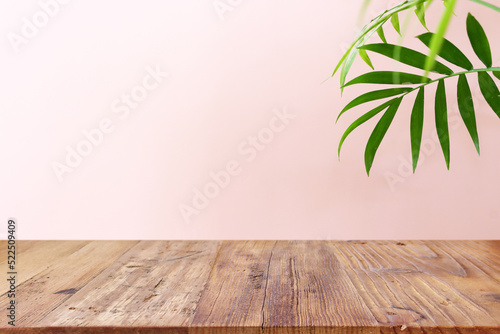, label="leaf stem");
[423,0,457,77]
[402,67,500,97]
[333,0,429,79]
[468,0,500,12]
